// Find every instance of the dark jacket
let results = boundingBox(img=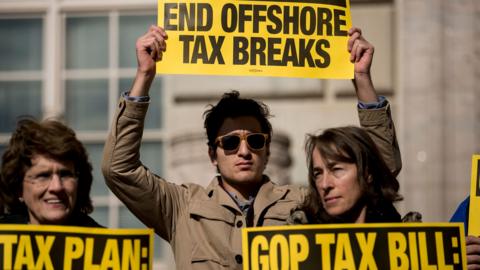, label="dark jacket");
[287,202,422,225]
[365,201,402,223]
[450,196,469,234]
